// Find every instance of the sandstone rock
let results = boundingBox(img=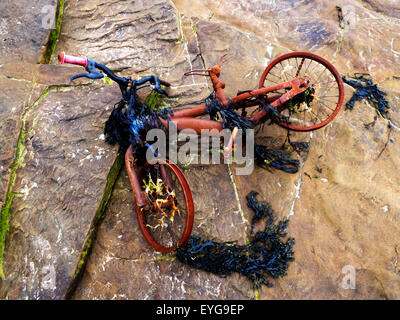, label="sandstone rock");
[0,0,58,205]
[194,20,290,98]
[362,0,400,18]
[37,64,92,86]
[0,0,58,280]
[256,91,400,299]
[177,0,400,81]
[0,0,58,66]
[0,84,120,299]
[0,79,31,212]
